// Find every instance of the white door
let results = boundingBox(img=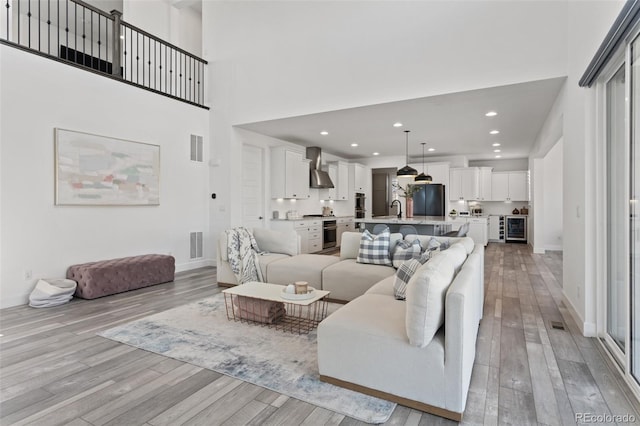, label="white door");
[242,145,265,229]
